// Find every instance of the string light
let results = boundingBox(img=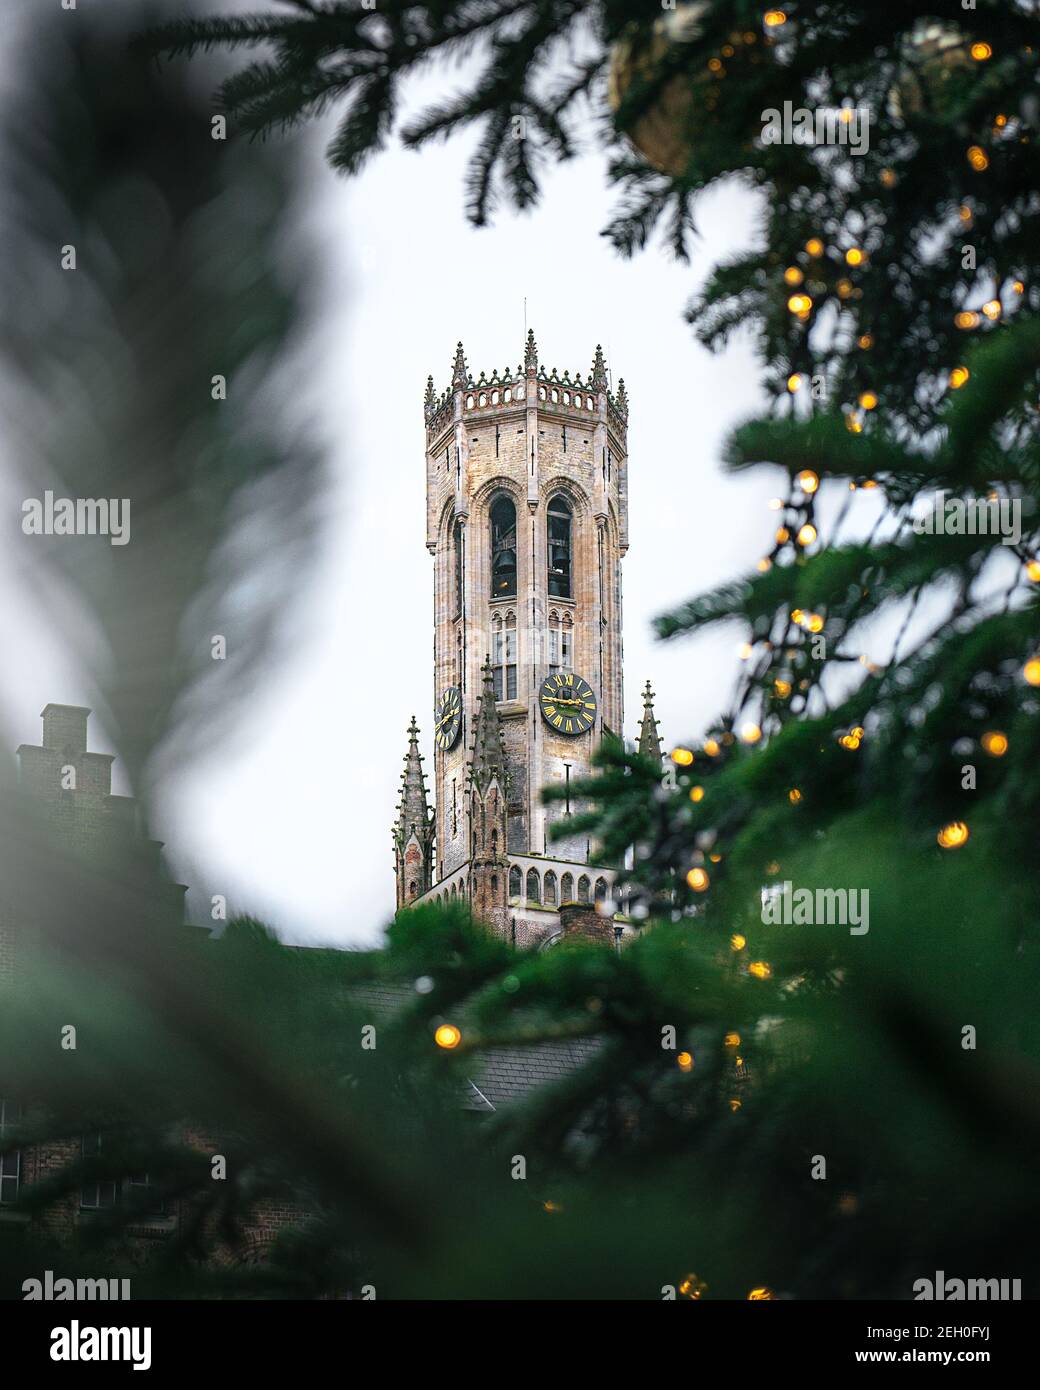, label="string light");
[1012,280,1025,294]
[672,747,695,766]
[748,960,772,979]
[435,1024,462,1049]
[763,9,787,26]
[857,333,874,349]
[774,678,792,697]
[724,1032,741,1047]
[1026,560,1040,581]
[677,1051,694,1072]
[949,366,970,388]
[955,311,980,329]
[730,933,746,951]
[858,391,878,410]
[982,299,1001,320]
[970,42,993,60]
[787,373,803,392]
[798,469,819,493]
[967,146,989,171]
[768,497,783,510]
[787,292,812,314]
[756,557,772,573]
[678,1273,708,1299]
[797,523,817,546]
[729,1097,742,1112]
[738,642,753,659]
[845,247,865,266]
[704,738,721,756]
[805,237,824,256]
[741,722,763,744]
[687,867,710,891]
[689,785,705,802]
[981,731,1008,757]
[748,1287,777,1300]
[775,526,790,543]
[788,787,802,803]
[1024,657,1040,686]
[937,821,970,849]
[784,266,804,286]
[879,168,897,188]
[836,278,853,299]
[805,613,824,633]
